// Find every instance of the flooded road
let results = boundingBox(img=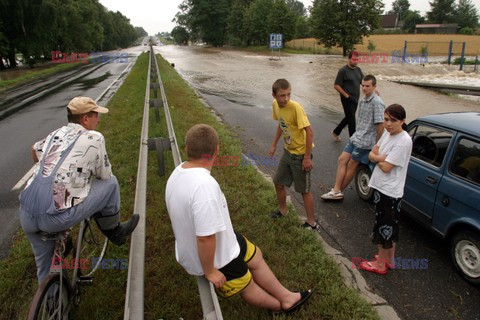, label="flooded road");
[154,45,480,320]
[155,45,479,123]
